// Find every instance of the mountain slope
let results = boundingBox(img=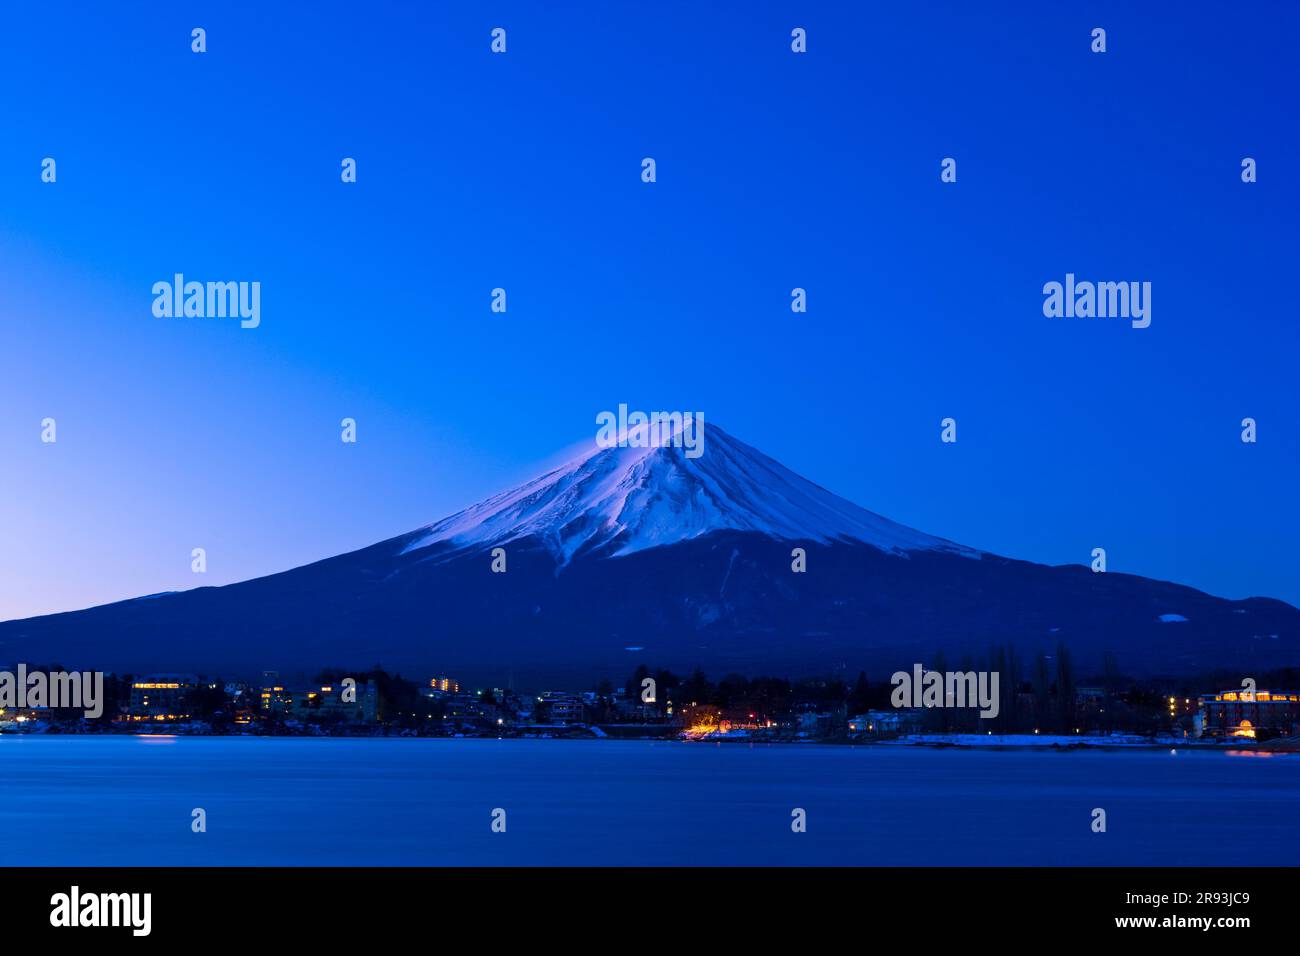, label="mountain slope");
[1,423,1295,682]
[402,423,975,562]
